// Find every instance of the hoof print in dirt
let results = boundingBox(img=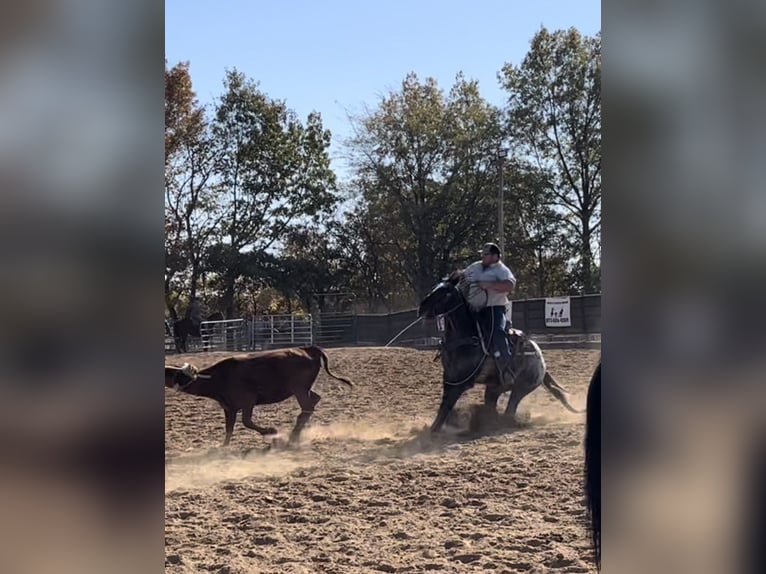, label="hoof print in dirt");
[251,535,280,546]
[453,553,482,564]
